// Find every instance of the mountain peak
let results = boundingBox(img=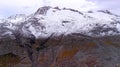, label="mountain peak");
[0,6,120,39]
[34,6,51,15]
